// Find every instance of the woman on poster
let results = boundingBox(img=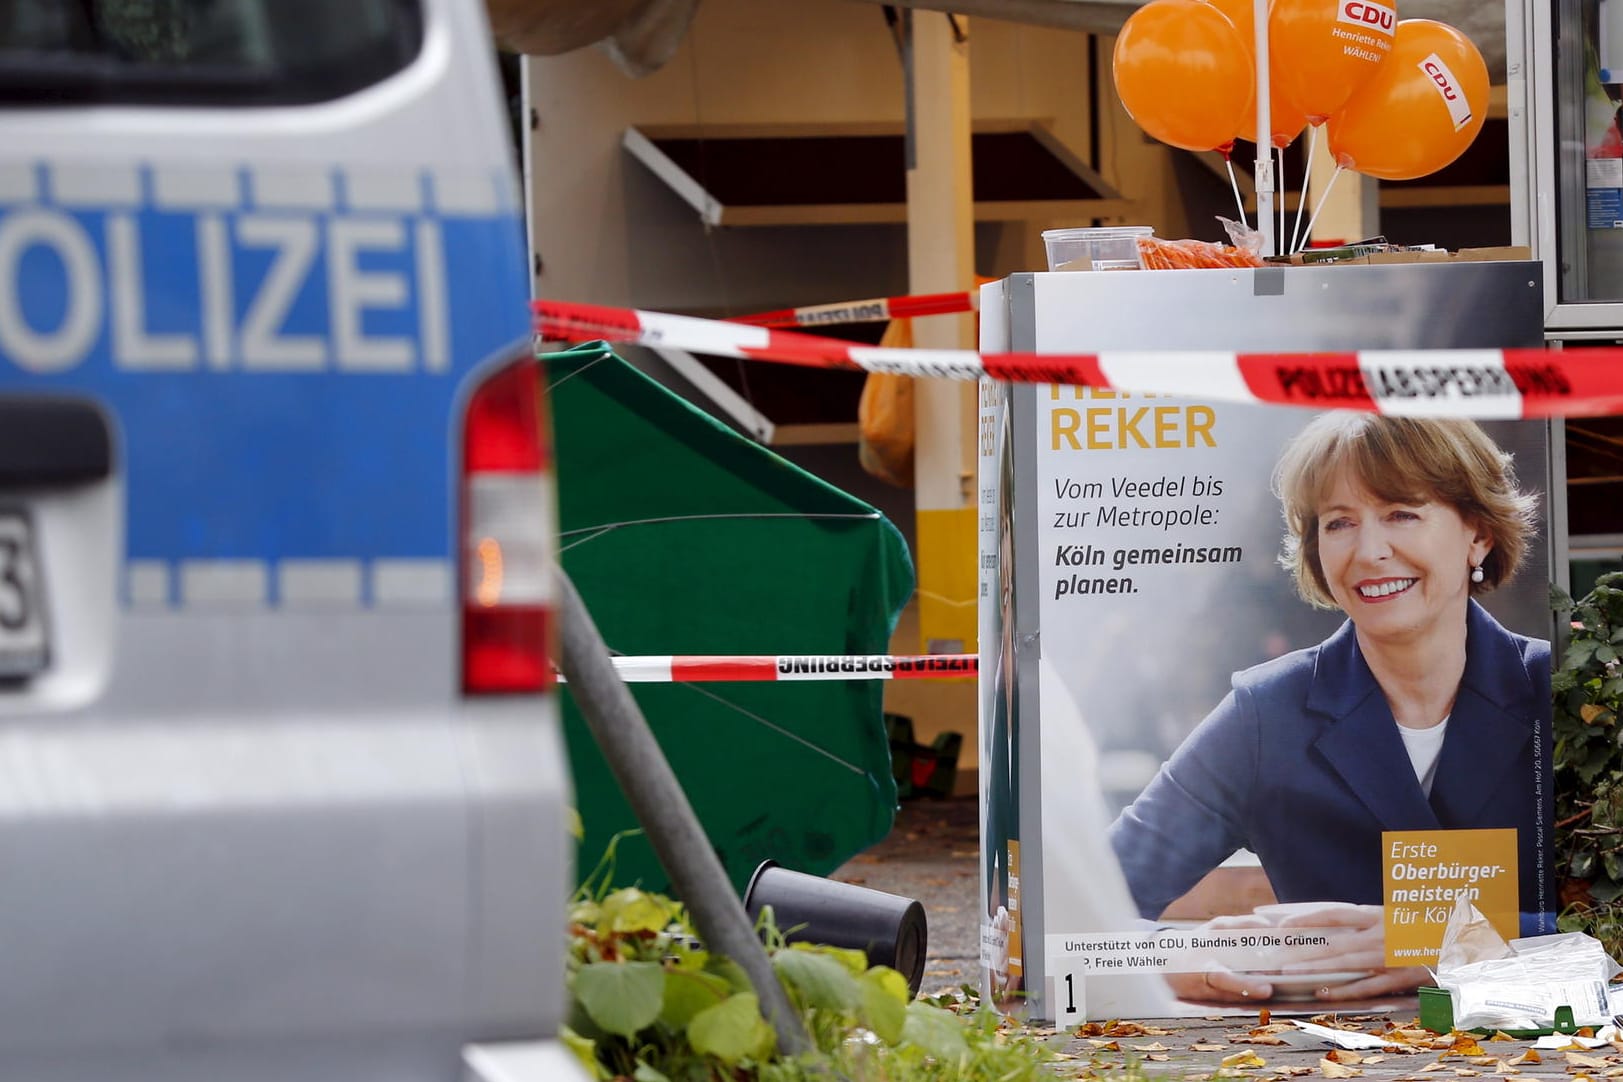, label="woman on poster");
[1107,413,1553,1004]
[983,401,1022,1004]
